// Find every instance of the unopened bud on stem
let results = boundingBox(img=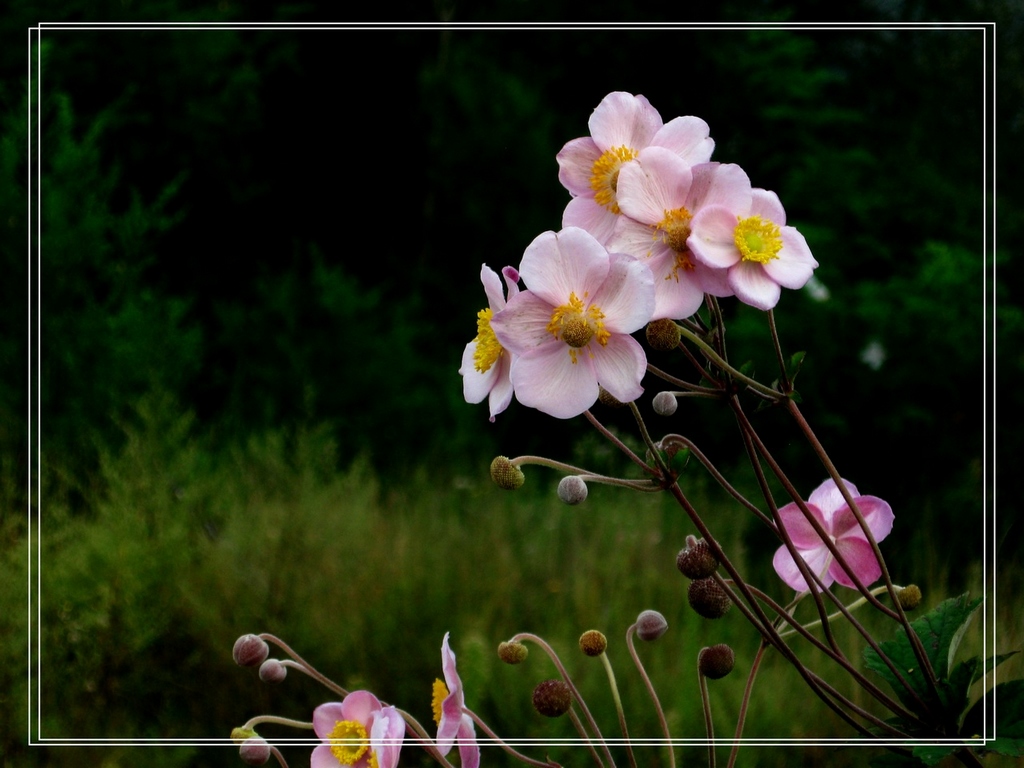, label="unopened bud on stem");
[579,629,607,656]
[532,679,573,717]
[698,644,735,679]
[233,634,270,667]
[498,640,528,664]
[557,476,588,505]
[652,391,678,416]
[635,609,668,641]
[490,456,525,490]
[258,659,287,684]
